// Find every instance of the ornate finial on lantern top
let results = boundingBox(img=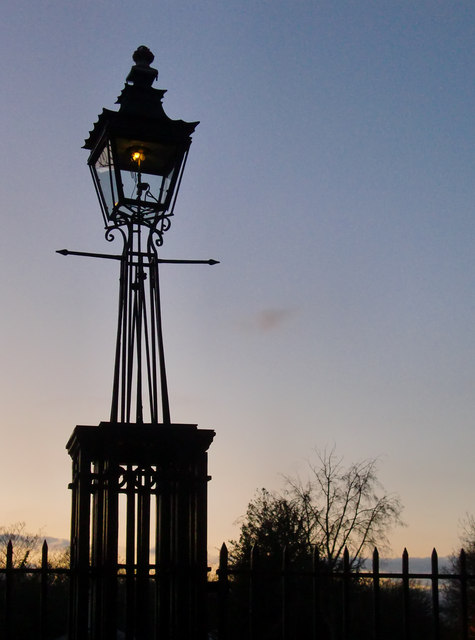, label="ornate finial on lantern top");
[133,45,155,65]
[126,45,158,88]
